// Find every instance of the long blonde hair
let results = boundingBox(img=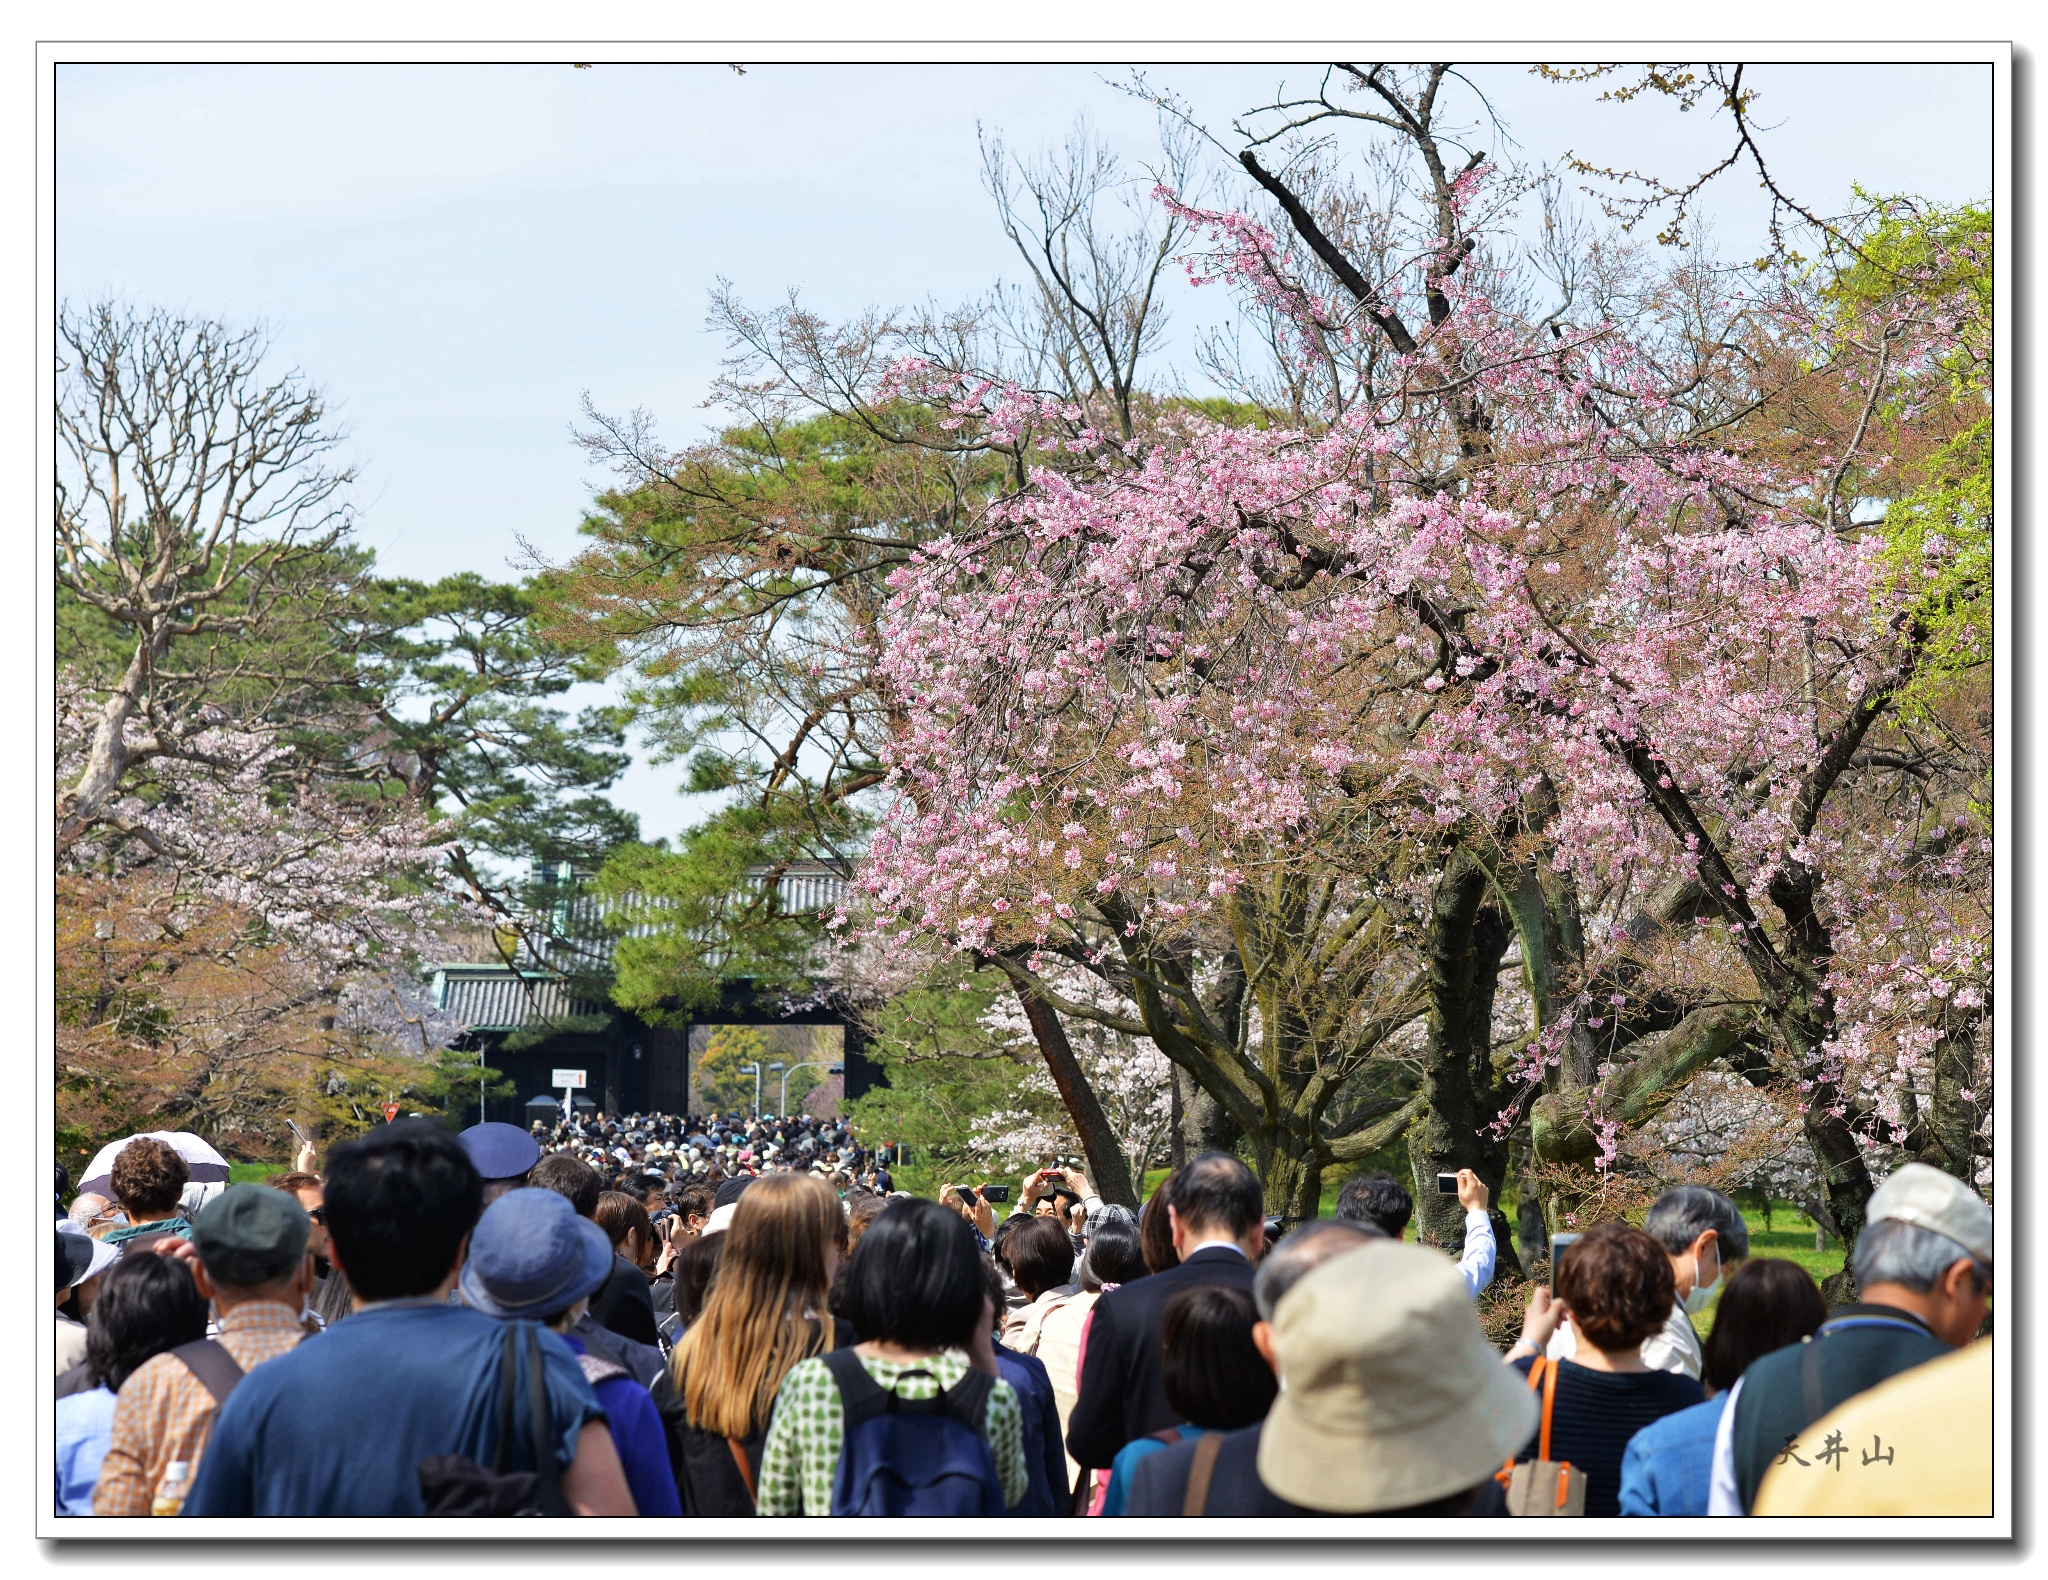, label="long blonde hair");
[672,1173,845,1438]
